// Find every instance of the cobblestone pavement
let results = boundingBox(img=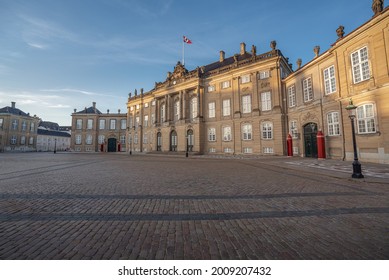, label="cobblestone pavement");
[0,152,388,260]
